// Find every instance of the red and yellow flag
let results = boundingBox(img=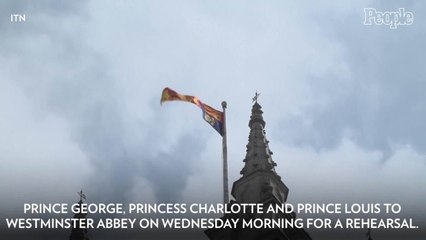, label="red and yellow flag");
[160,87,224,136]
